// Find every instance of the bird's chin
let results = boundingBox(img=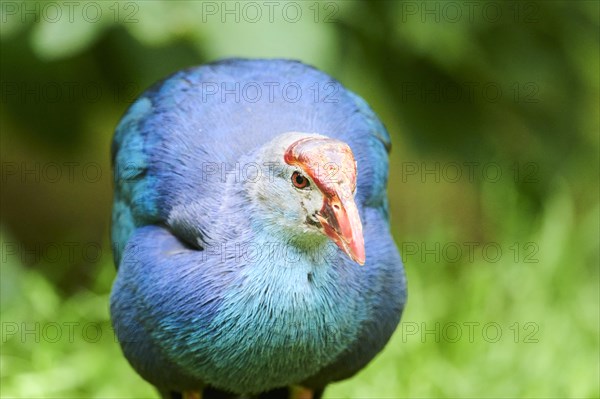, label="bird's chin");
[282,226,329,252]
